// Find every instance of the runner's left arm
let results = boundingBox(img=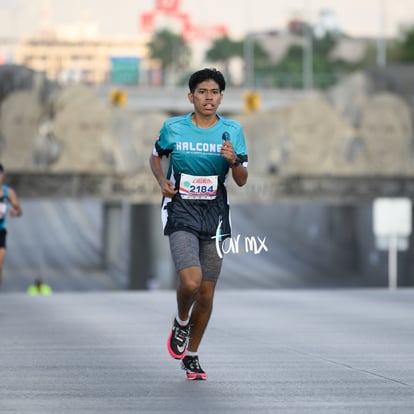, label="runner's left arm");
[8,188,23,217]
[220,141,248,186]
